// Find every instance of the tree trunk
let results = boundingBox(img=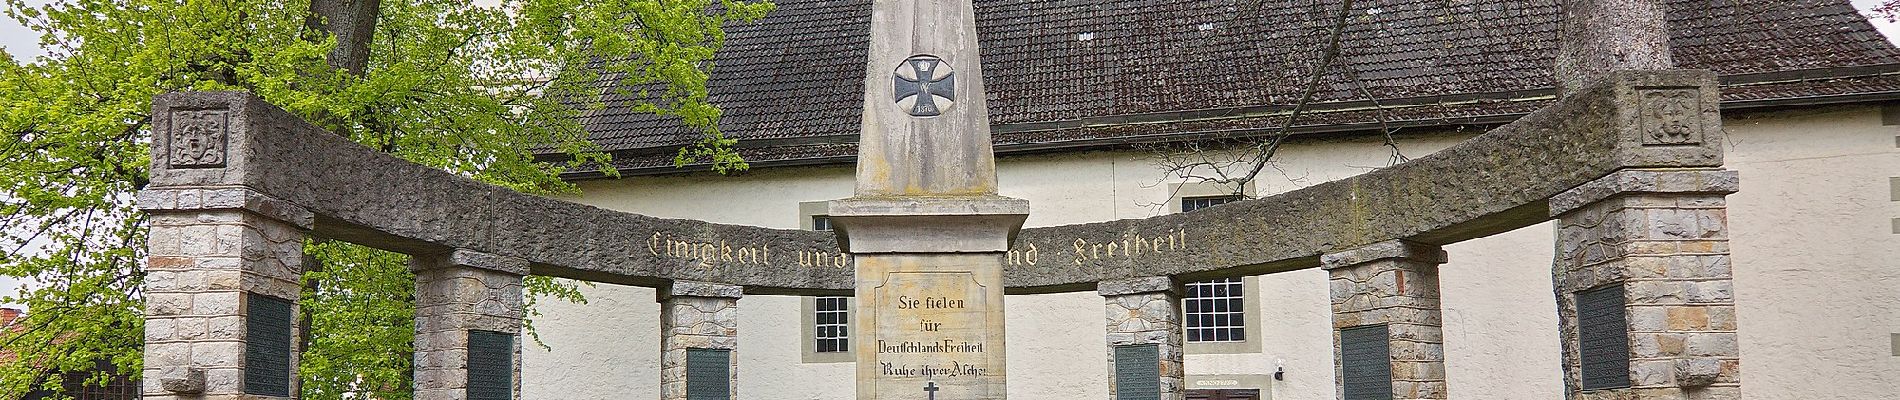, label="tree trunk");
[1555,0,1674,95]
[306,0,382,76]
